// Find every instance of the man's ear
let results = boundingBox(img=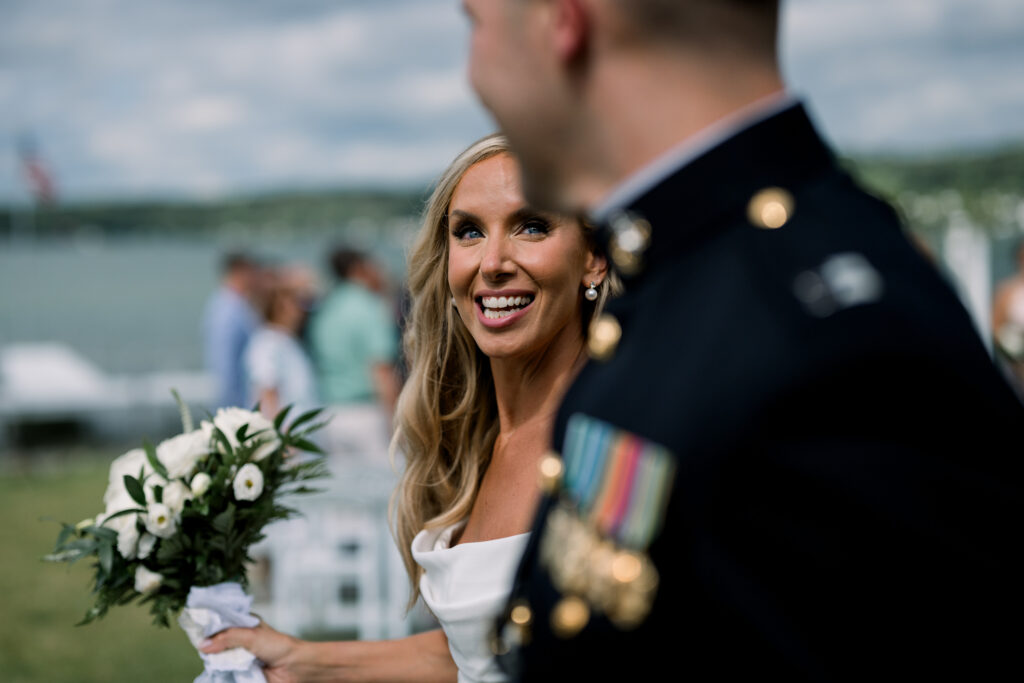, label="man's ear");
[551,0,590,62]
